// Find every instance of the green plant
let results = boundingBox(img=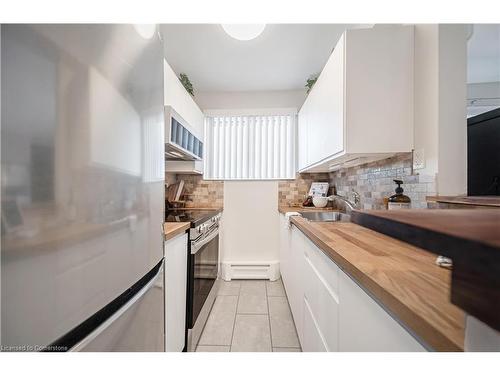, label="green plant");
[179,73,194,97]
[305,75,318,94]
